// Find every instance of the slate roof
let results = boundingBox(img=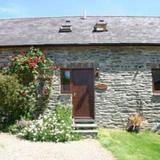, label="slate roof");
[0,16,160,46]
